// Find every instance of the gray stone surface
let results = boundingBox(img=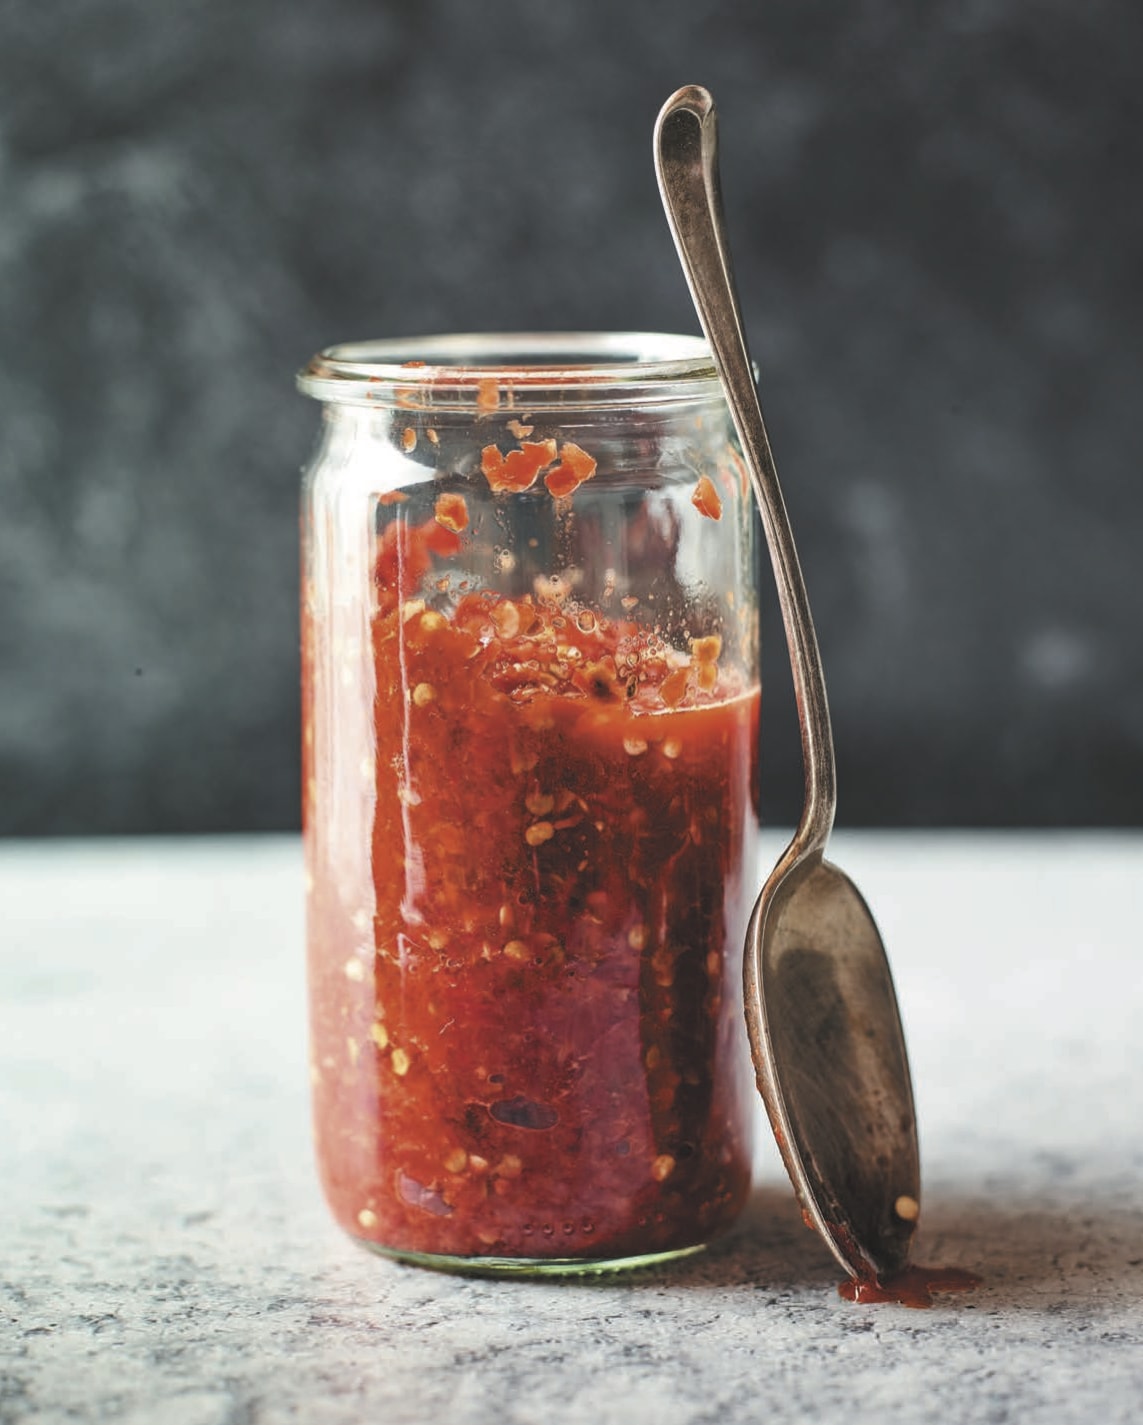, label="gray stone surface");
[2,2,1143,832]
[2,833,1141,1422]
